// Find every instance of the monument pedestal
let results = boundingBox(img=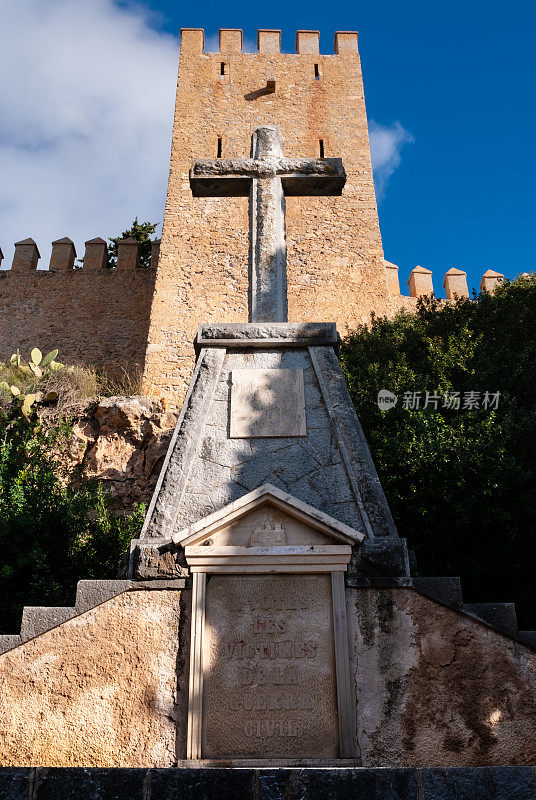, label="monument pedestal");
[178,485,360,761]
[131,320,404,764]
